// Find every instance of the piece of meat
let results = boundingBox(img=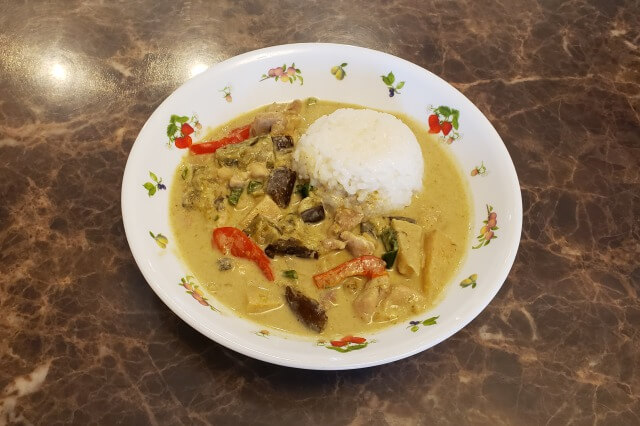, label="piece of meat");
[265,167,297,208]
[272,135,294,151]
[247,162,270,179]
[333,207,364,233]
[286,99,302,113]
[321,238,347,251]
[352,275,390,323]
[229,172,248,188]
[376,284,426,321]
[285,286,327,333]
[340,231,376,257]
[300,205,325,223]
[264,238,319,259]
[250,112,285,136]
